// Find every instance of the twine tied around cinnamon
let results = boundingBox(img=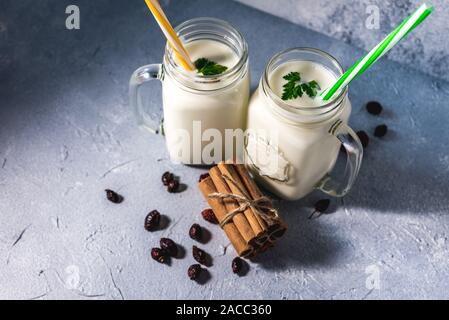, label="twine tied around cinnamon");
[208,174,280,228]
